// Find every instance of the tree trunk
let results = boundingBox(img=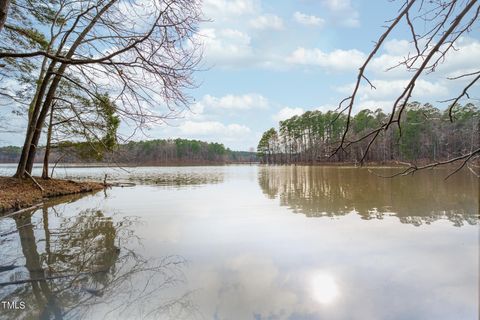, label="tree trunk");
[15,212,63,319]
[14,127,34,178]
[42,207,53,271]
[0,0,9,33]
[14,23,58,179]
[26,69,67,175]
[14,68,57,178]
[16,0,117,178]
[42,105,54,179]
[26,102,52,174]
